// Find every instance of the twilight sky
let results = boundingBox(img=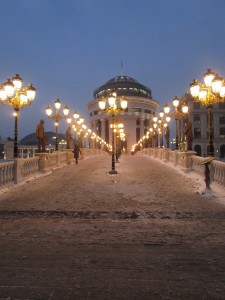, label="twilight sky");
[0,0,225,139]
